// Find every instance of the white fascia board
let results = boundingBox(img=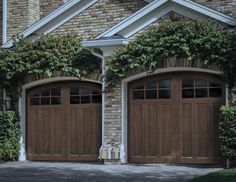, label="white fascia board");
[172,0,236,26]
[82,39,128,48]
[171,2,207,22]
[2,0,98,48]
[96,0,168,39]
[119,3,171,38]
[97,0,236,40]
